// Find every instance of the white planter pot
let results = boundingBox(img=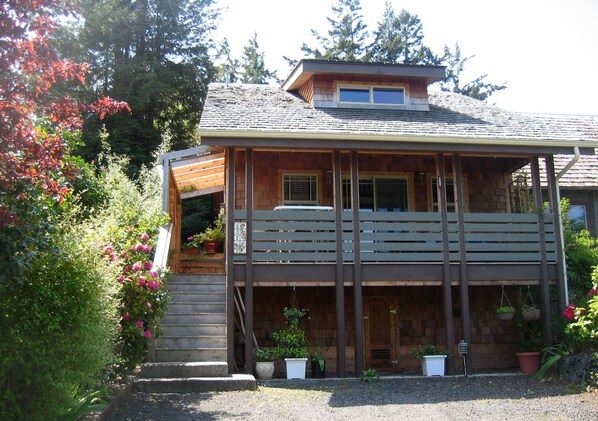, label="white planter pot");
[284,358,308,379]
[422,355,446,377]
[255,361,275,380]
